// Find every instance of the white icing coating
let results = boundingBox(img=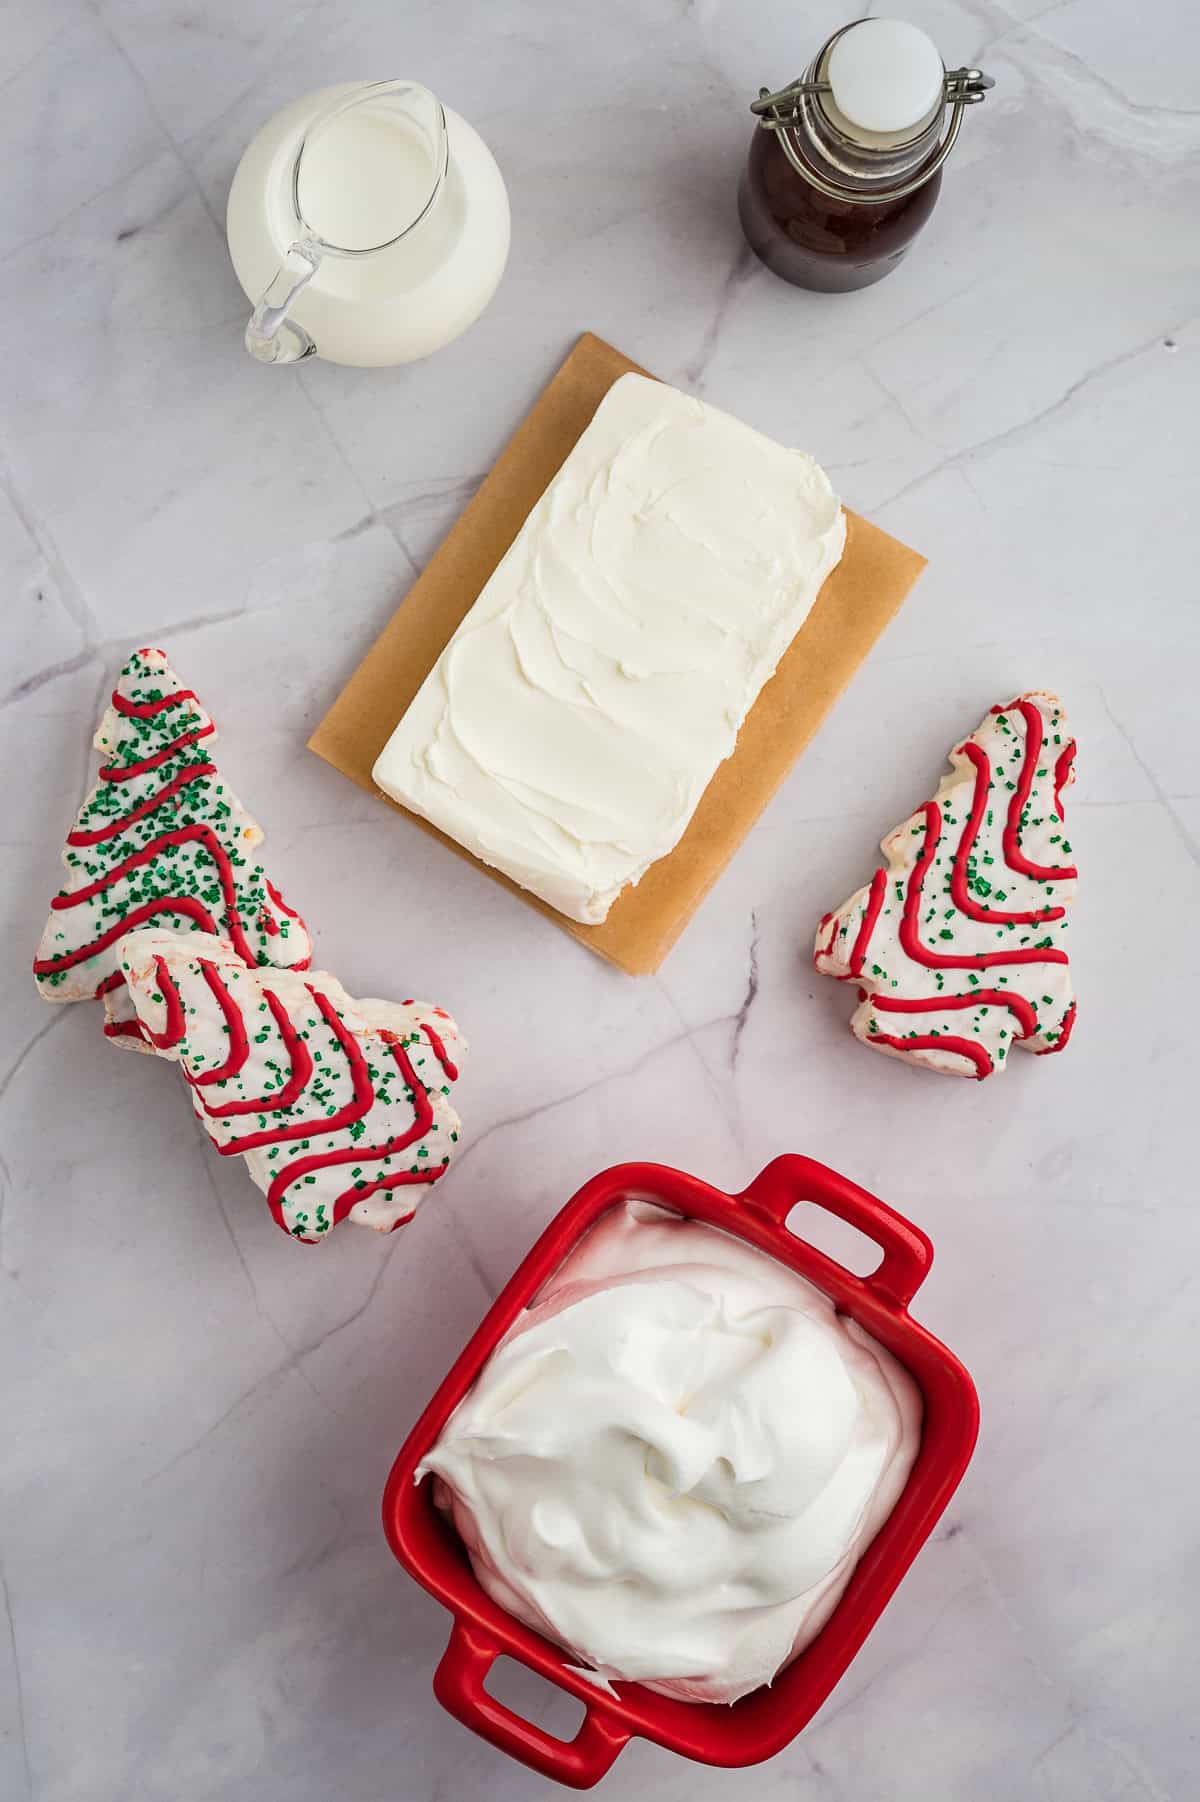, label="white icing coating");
[373,373,845,924]
[117,927,465,1241]
[33,647,311,1027]
[101,984,154,1051]
[420,1200,921,1704]
[814,691,1077,1078]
